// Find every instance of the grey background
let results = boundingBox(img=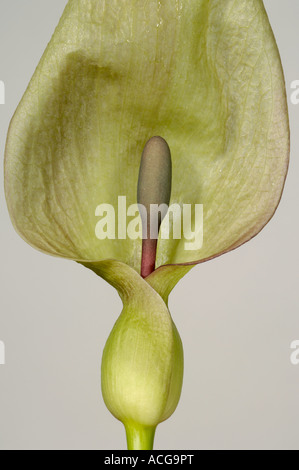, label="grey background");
[0,0,298,450]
